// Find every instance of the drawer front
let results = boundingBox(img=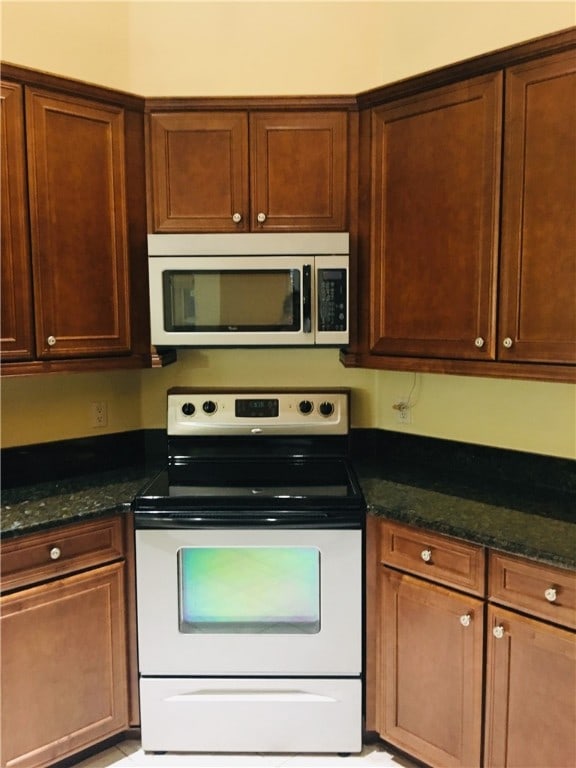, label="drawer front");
[139,677,362,754]
[380,521,485,595]
[0,516,124,592]
[489,551,576,629]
